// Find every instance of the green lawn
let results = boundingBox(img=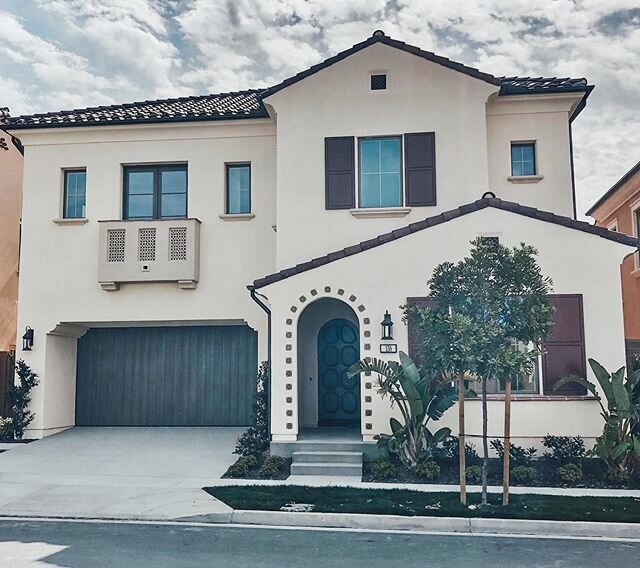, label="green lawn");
[205,485,640,523]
